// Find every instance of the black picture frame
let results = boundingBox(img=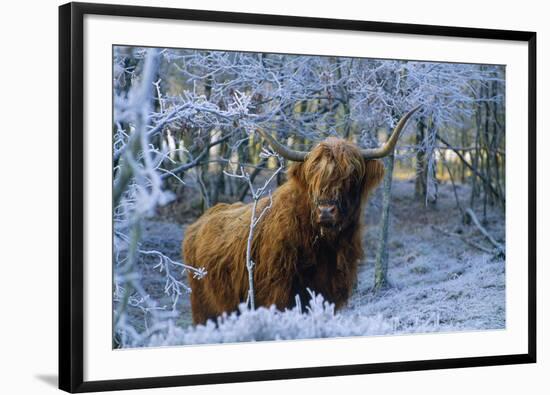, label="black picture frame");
[59,2,537,392]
